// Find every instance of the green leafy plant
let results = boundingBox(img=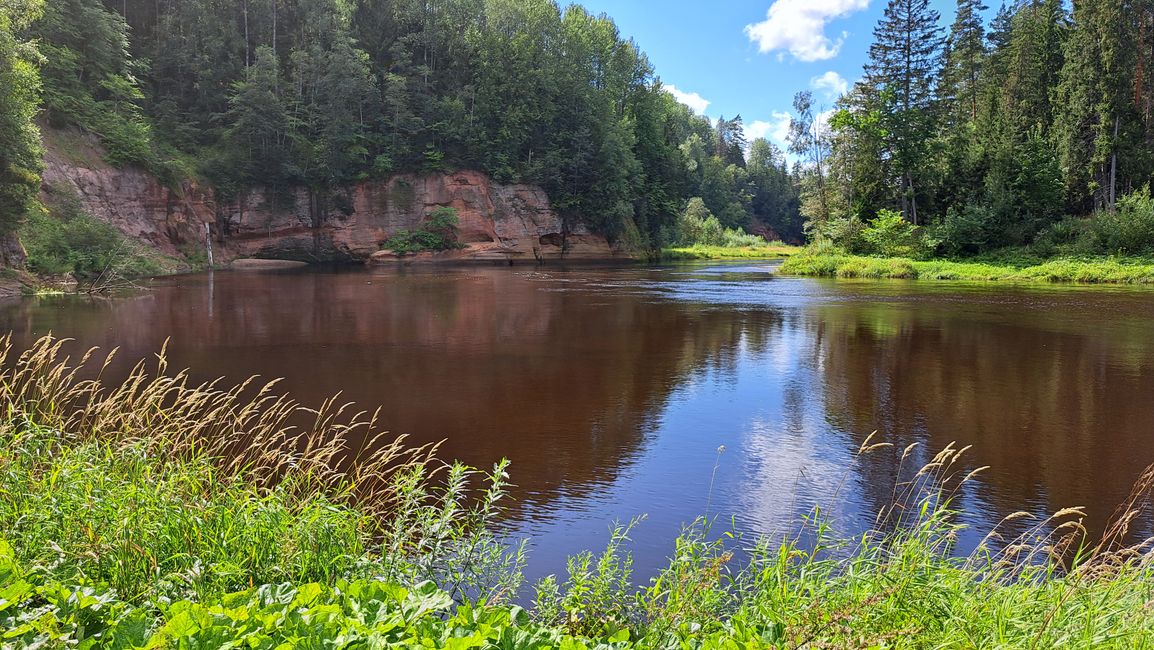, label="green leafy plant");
[381,206,465,255]
[861,209,936,259]
[1090,187,1154,255]
[22,185,160,284]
